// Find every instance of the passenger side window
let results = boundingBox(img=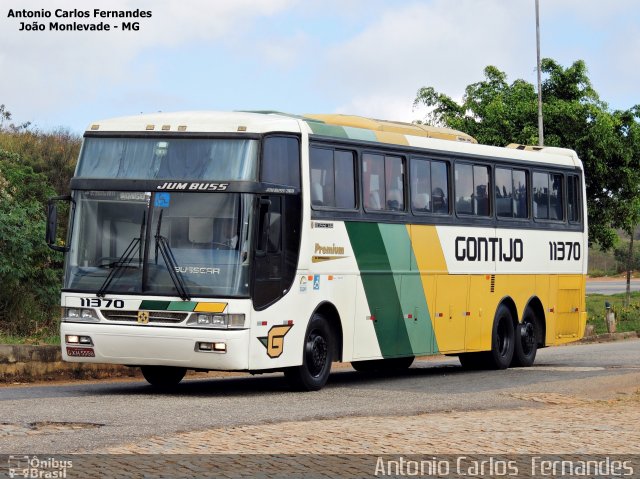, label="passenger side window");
[533,172,564,221]
[410,158,449,214]
[495,167,528,219]
[363,153,405,212]
[455,163,491,216]
[567,175,581,223]
[309,146,356,209]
